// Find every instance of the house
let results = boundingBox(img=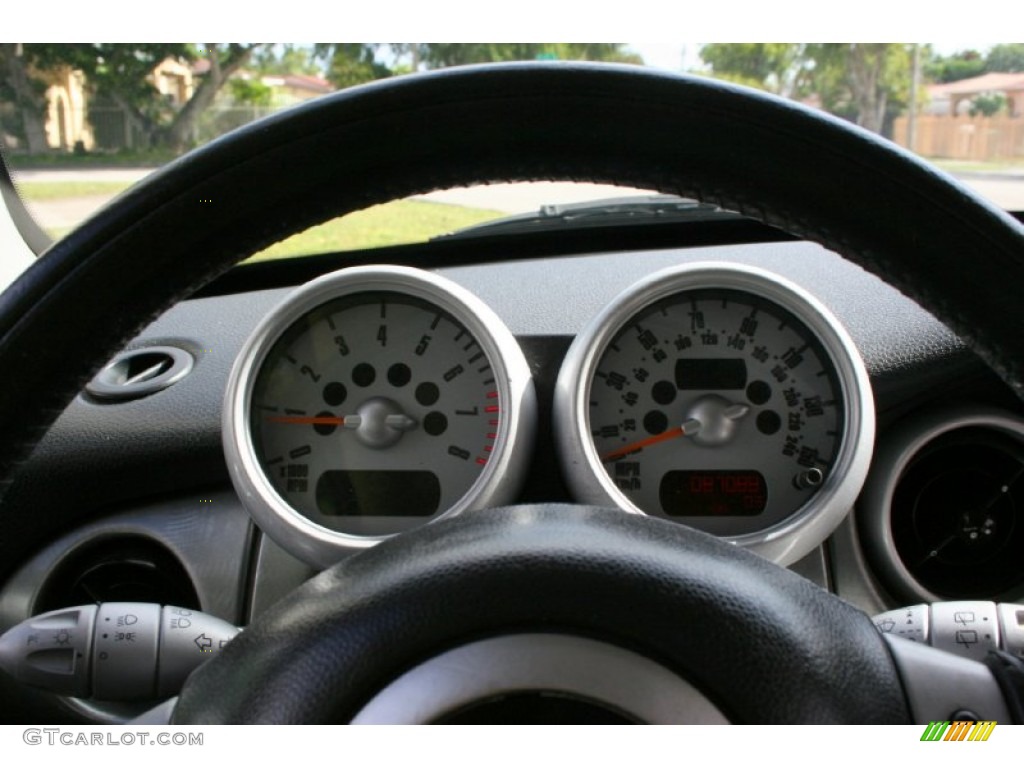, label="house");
[925,72,1024,118]
[35,64,93,151]
[31,56,195,152]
